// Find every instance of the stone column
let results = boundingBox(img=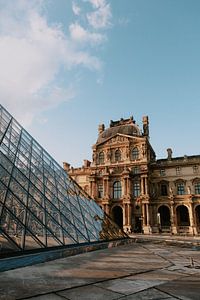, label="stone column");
[170,202,177,235]
[142,203,151,234]
[146,204,150,226]
[89,179,94,198]
[127,177,131,198]
[141,177,144,195]
[142,204,146,226]
[127,204,131,226]
[103,176,110,199]
[124,204,132,233]
[188,202,196,235]
[144,176,148,195]
[123,177,127,196]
